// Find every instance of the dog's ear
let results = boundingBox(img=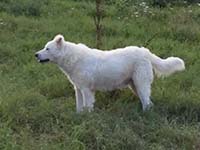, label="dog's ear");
[54,34,64,47]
